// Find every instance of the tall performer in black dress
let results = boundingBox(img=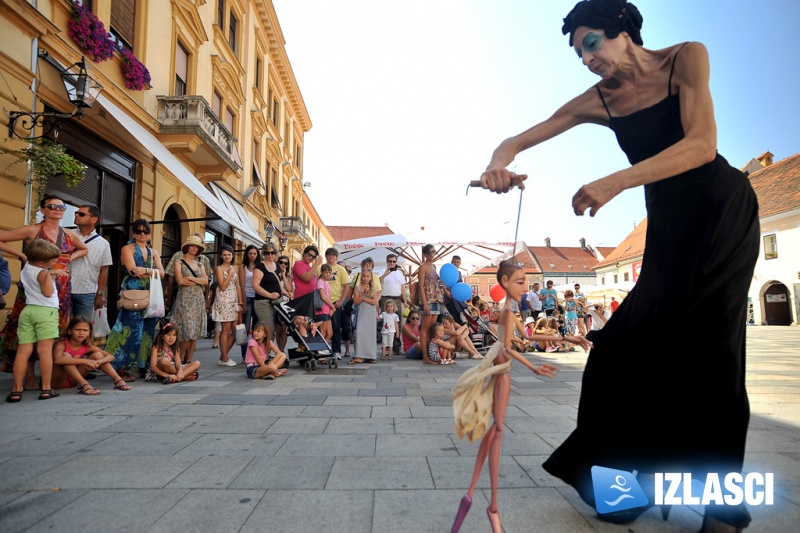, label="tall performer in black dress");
[476,1,759,531]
